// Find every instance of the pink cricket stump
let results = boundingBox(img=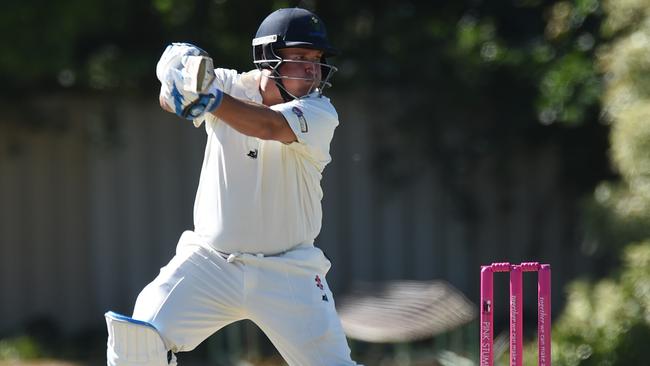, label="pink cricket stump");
[538,264,551,366]
[510,265,523,366]
[480,265,493,366]
[480,262,551,366]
